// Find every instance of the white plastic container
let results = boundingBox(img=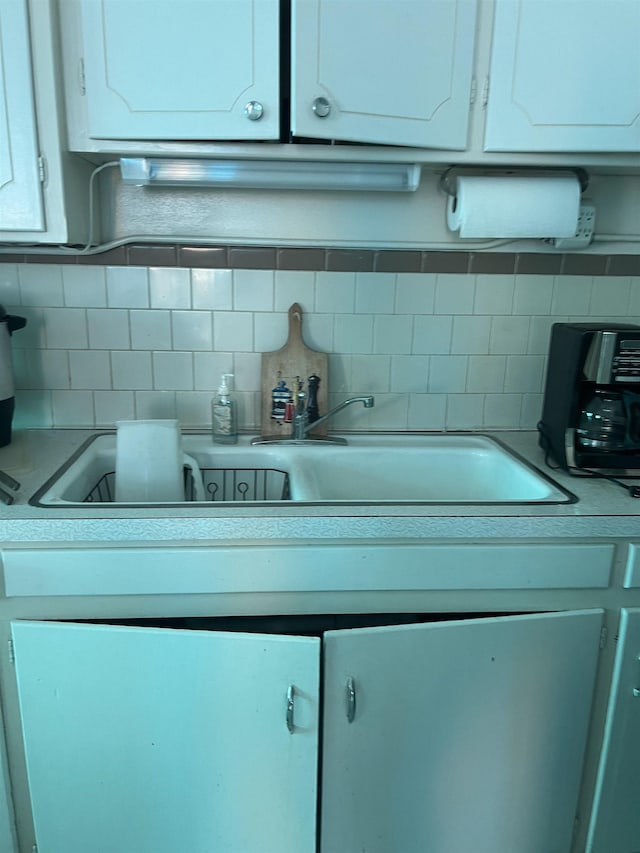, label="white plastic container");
[115,419,204,502]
